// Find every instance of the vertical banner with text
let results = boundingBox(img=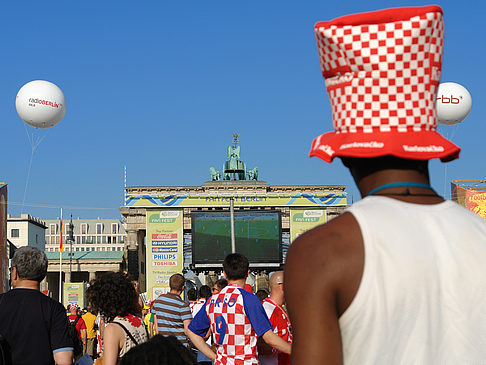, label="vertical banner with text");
[290,208,327,243]
[0,185,7,293]
[146,209,183,300]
